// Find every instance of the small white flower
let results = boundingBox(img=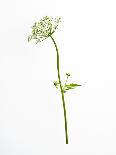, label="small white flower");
[28,16,61,43]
